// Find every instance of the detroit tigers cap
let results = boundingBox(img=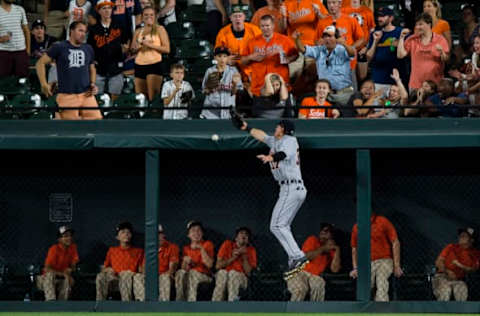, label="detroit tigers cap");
[31,19,46,30]
[278,120,295,136]
[214,46,231,56]
[57,225,74,238]
[377,7,394,16]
